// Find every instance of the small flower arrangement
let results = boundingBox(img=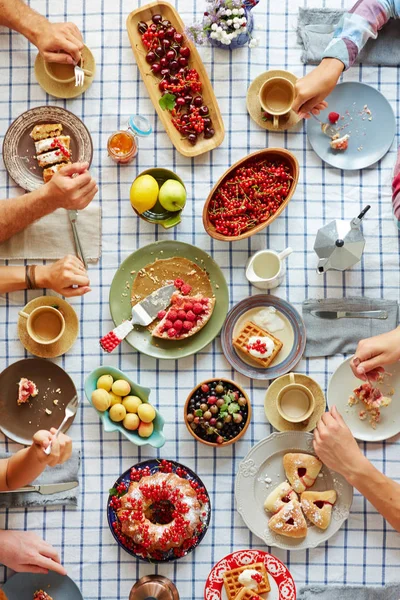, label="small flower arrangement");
[186,0,260,50]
